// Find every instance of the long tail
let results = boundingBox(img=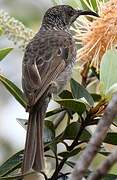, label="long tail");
[22,99,48,173]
